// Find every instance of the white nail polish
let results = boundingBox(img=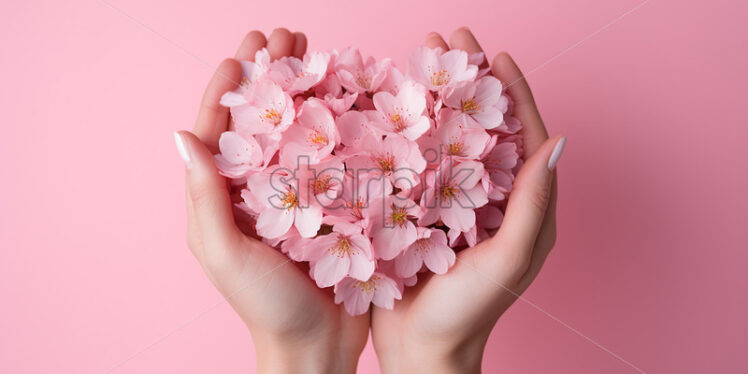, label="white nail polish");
[547,136,566,170]
[174,132,191,167]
